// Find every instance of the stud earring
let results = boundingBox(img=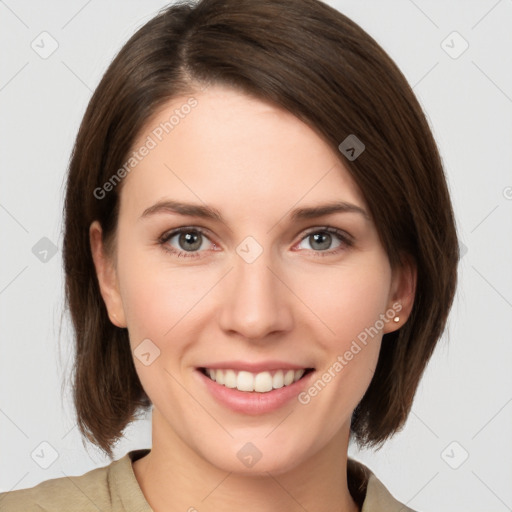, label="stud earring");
[393,316,400,323]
